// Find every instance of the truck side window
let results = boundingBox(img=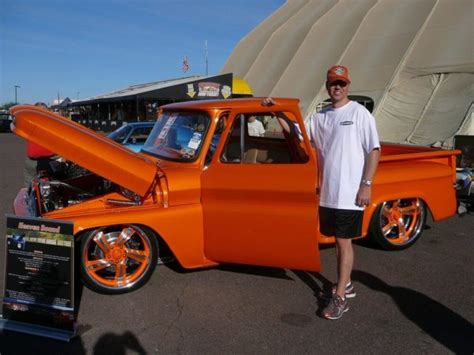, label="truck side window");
[220,112,309,164]
[205,115,228,166]
[129,127,153,144]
